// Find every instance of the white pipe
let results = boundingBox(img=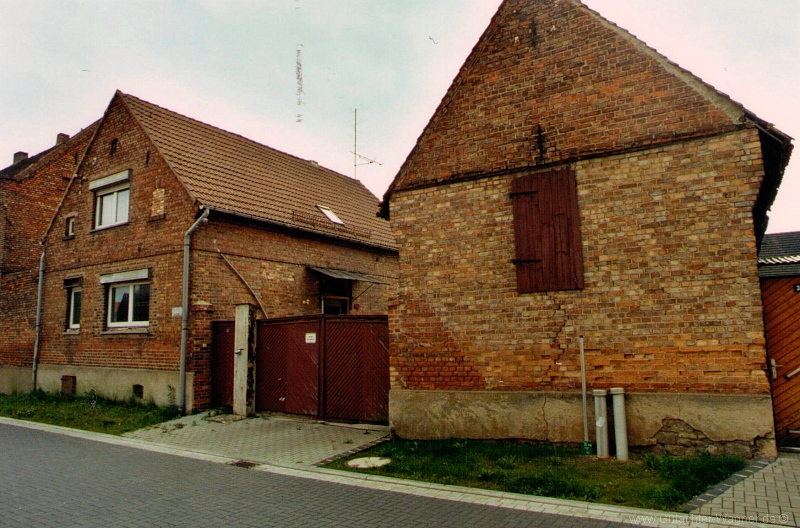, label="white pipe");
[579,335,588,443]
[593,389,609,458]
[179,207,210,412]
[610,387,628,461]
[31,247,46,392]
